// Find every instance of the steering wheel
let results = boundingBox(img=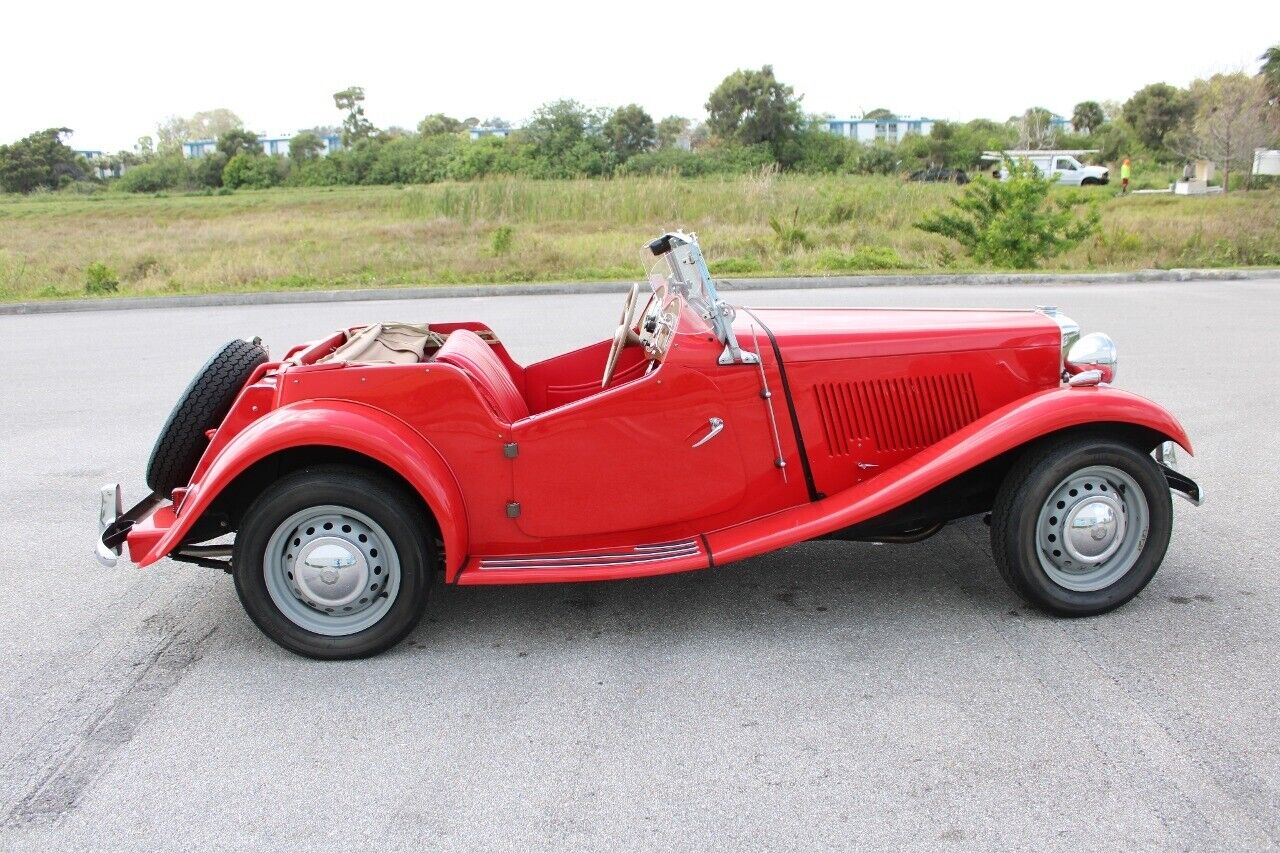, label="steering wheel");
[602,282,641,388]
